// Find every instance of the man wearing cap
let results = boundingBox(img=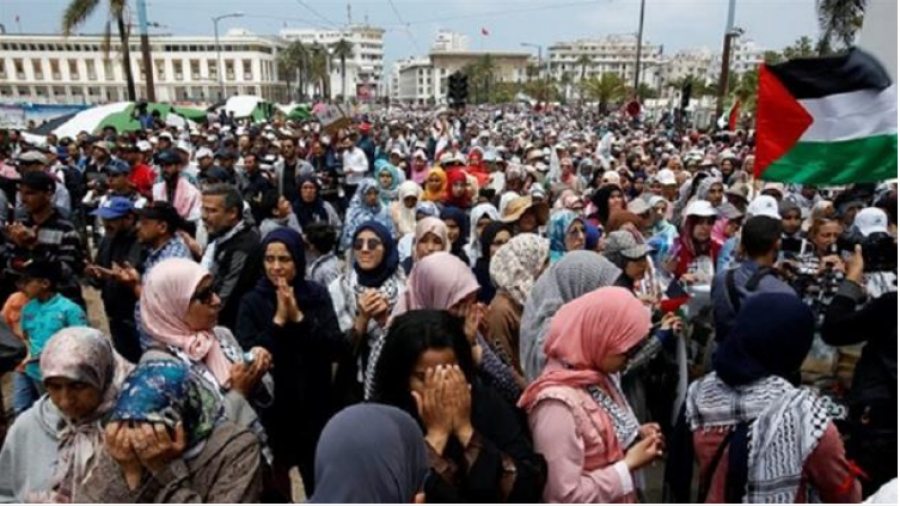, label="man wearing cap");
[126,140,156,198]
[85,197,143,362]
[14,150,71,216]
[151,149,201,225]
[213,149,239,186]
[194,147,216,182]
[3,171,85,306]
[85,140,115,184]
